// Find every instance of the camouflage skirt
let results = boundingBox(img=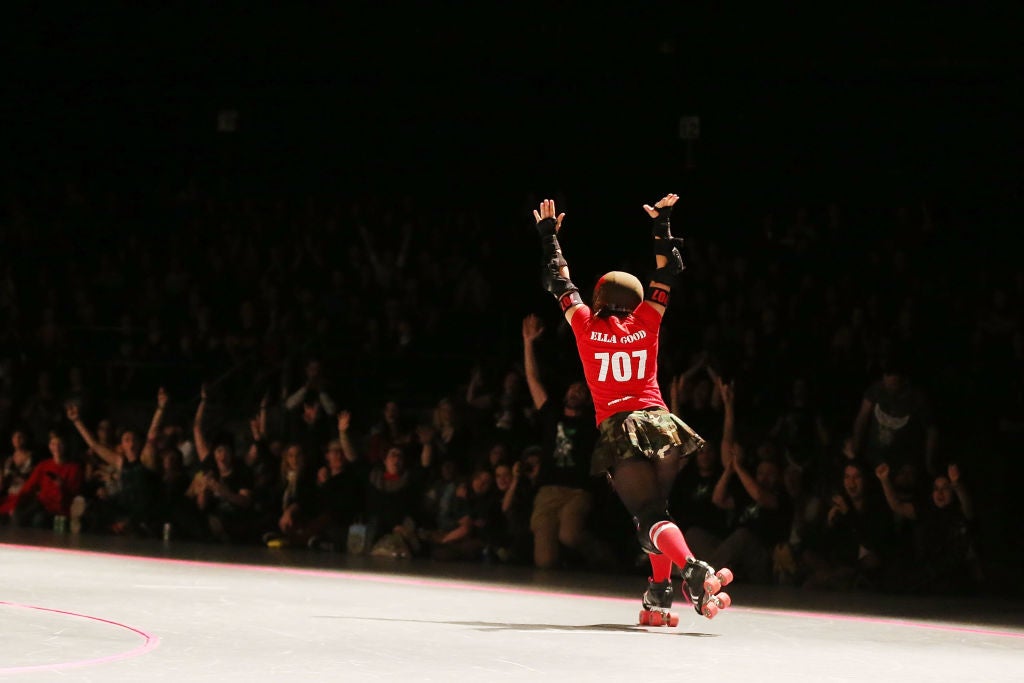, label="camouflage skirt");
[591,407,706,476]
